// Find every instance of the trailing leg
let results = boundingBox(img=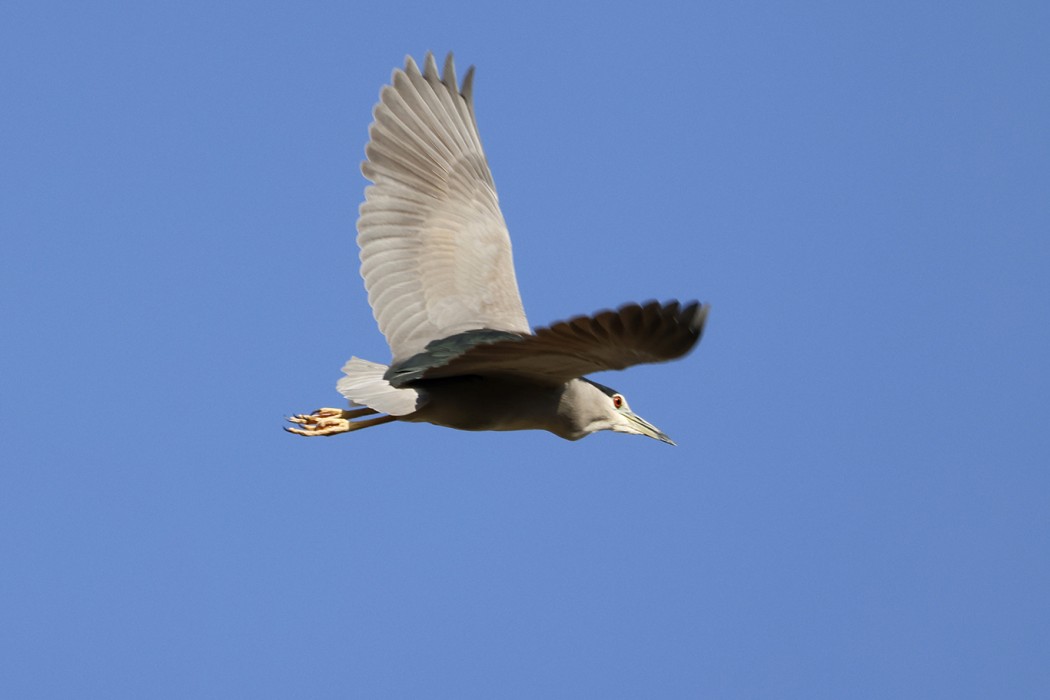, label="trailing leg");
[285,407,396,436]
